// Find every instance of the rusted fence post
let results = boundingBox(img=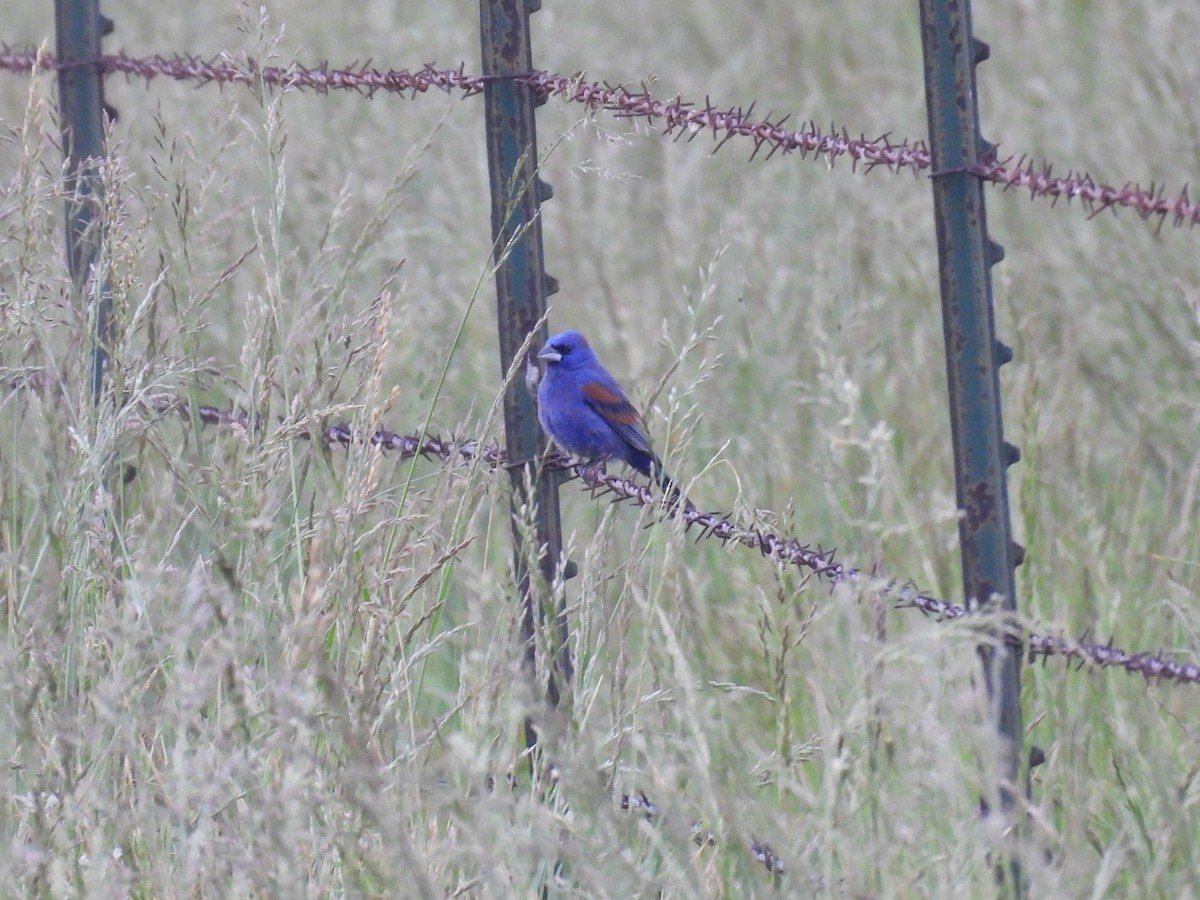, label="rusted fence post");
[54,0,113,398]
[479,0,570,746]
[918,0,1026,891]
